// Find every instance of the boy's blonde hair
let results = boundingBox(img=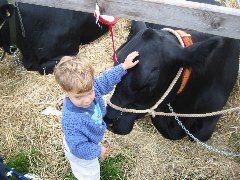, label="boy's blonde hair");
[54,56,94,94]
